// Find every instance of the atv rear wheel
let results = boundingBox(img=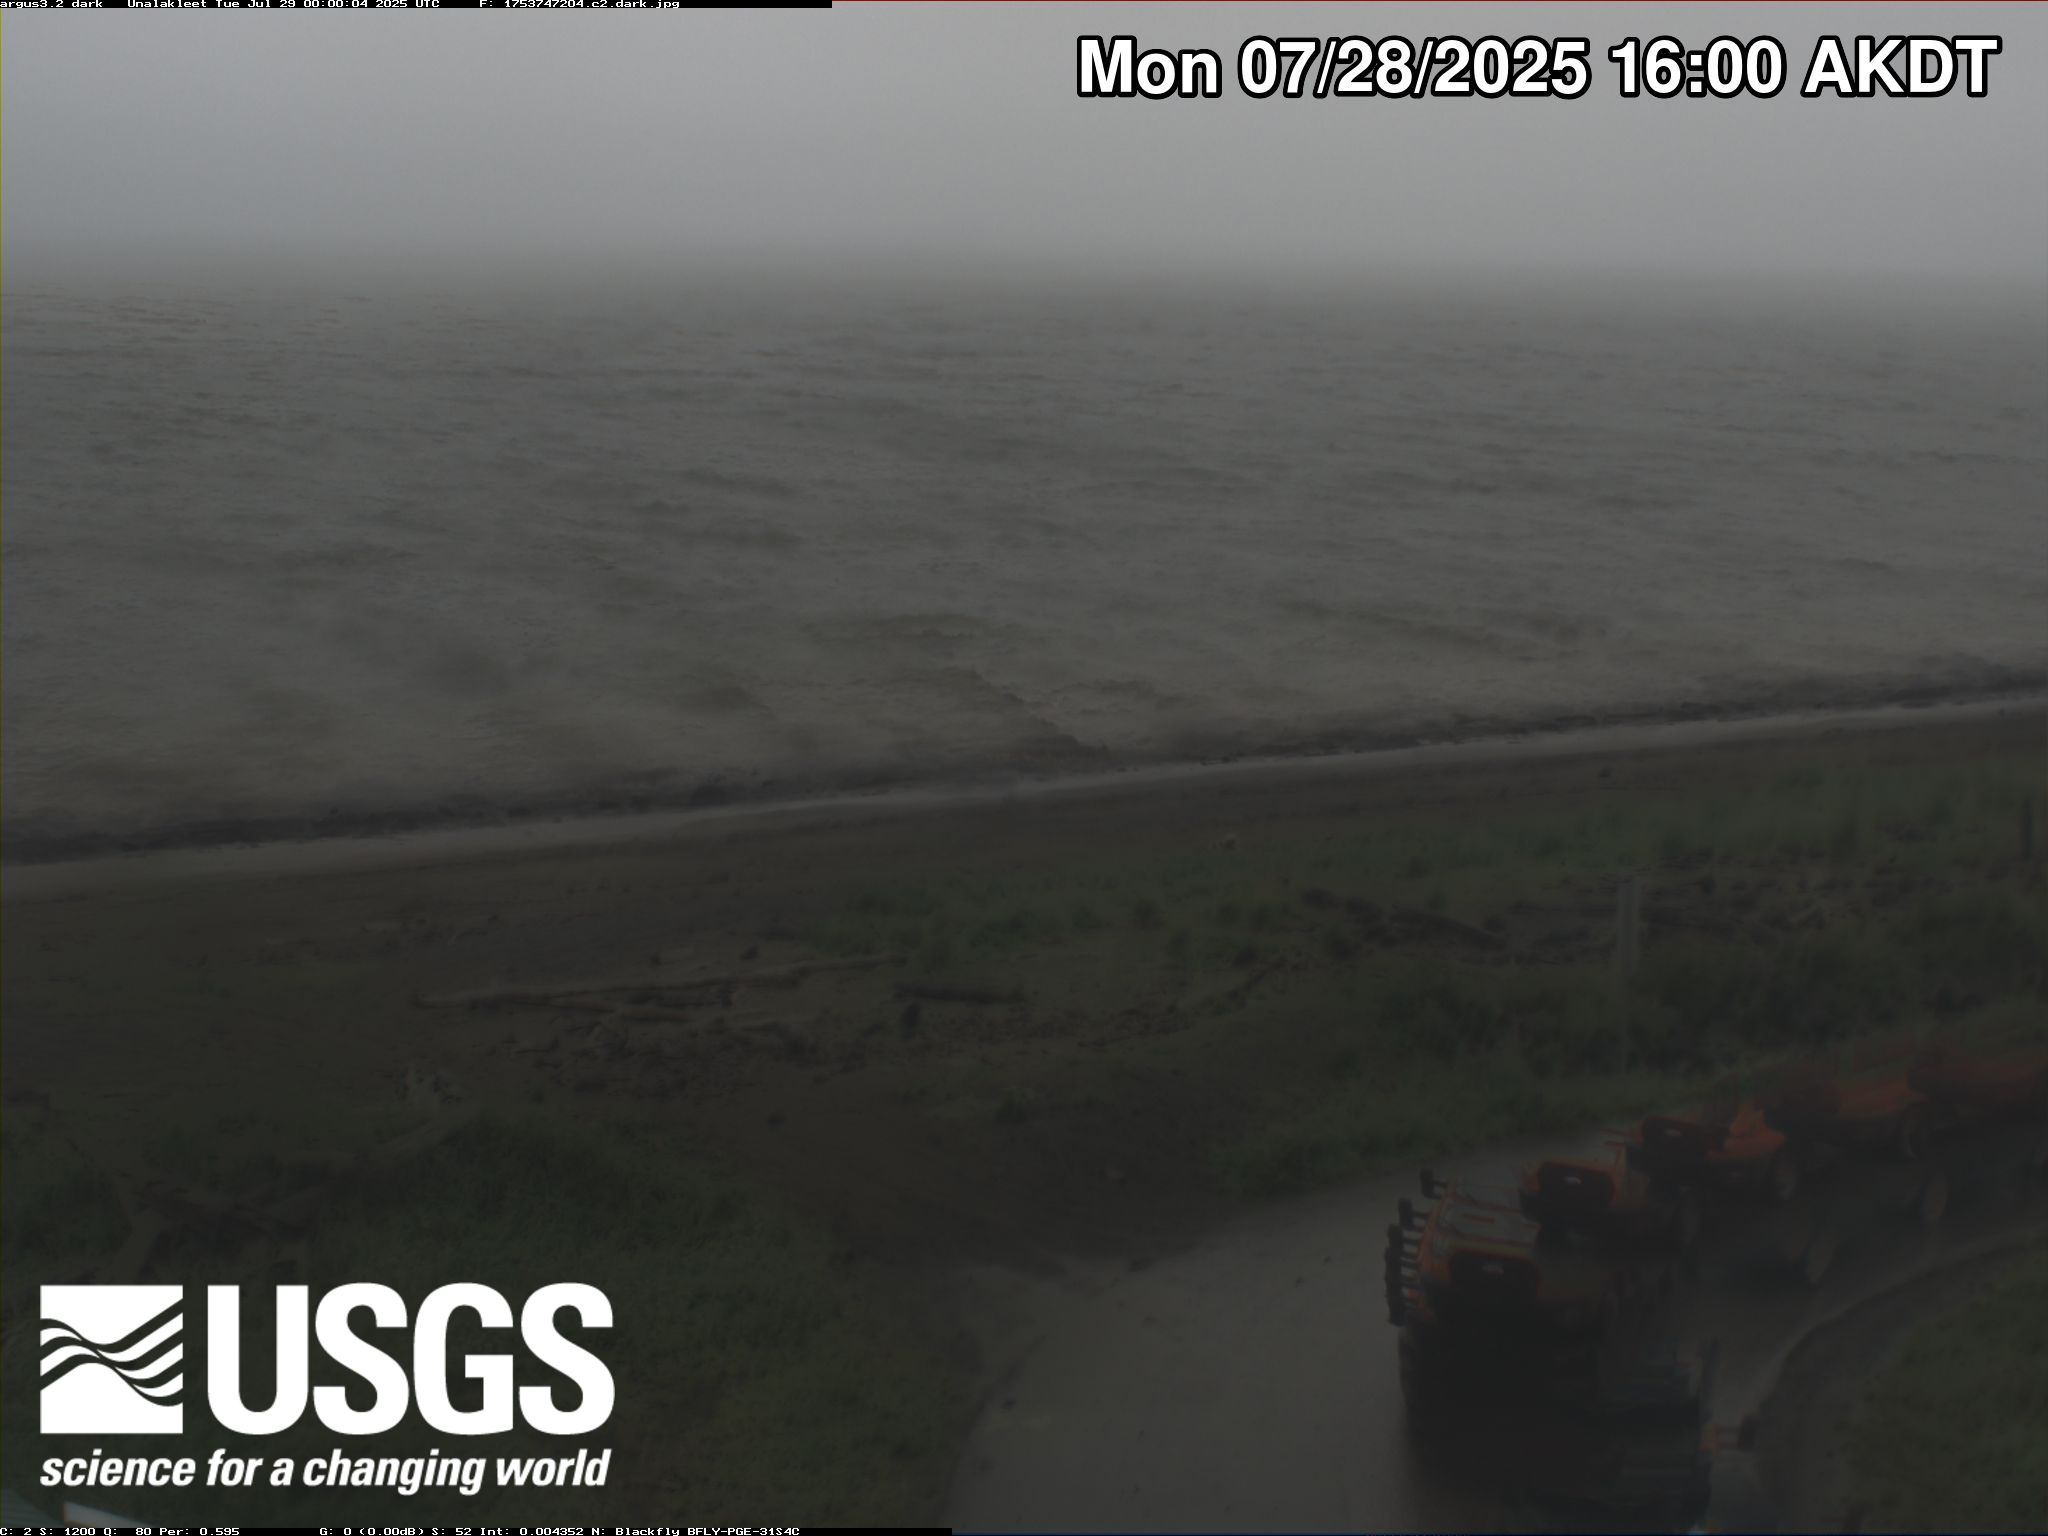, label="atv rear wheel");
[2021,1132,2048,1194]
[1911,1169,1949,1227]
[1897,1104,1929,1162]
[1599,1281,1626,1338]
[1800,1226,1840,1288]
[1767,1147,1801,1204]
[1771,1206,1814,1270]
[1672,1188,1703,1250]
